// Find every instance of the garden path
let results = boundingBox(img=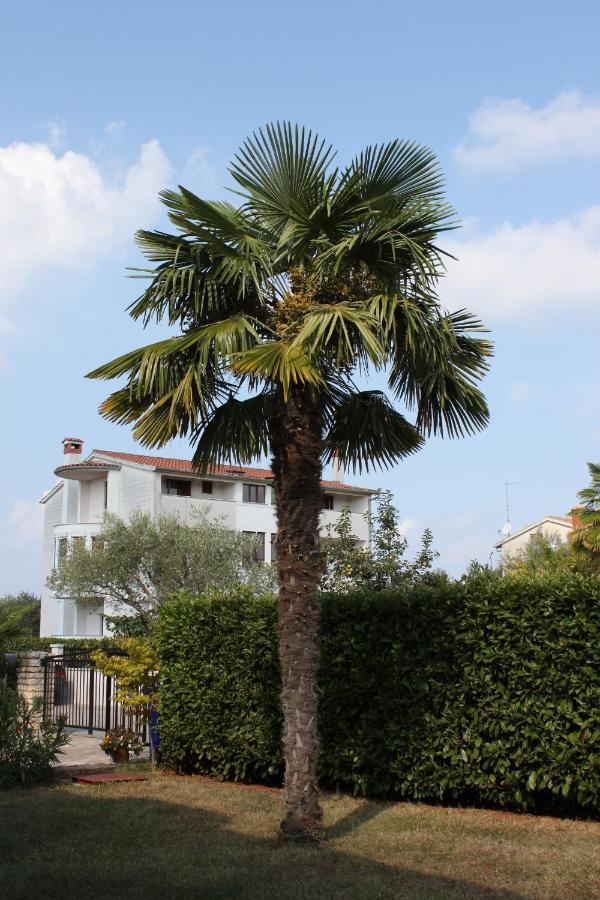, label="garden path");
[53,731,149,770]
